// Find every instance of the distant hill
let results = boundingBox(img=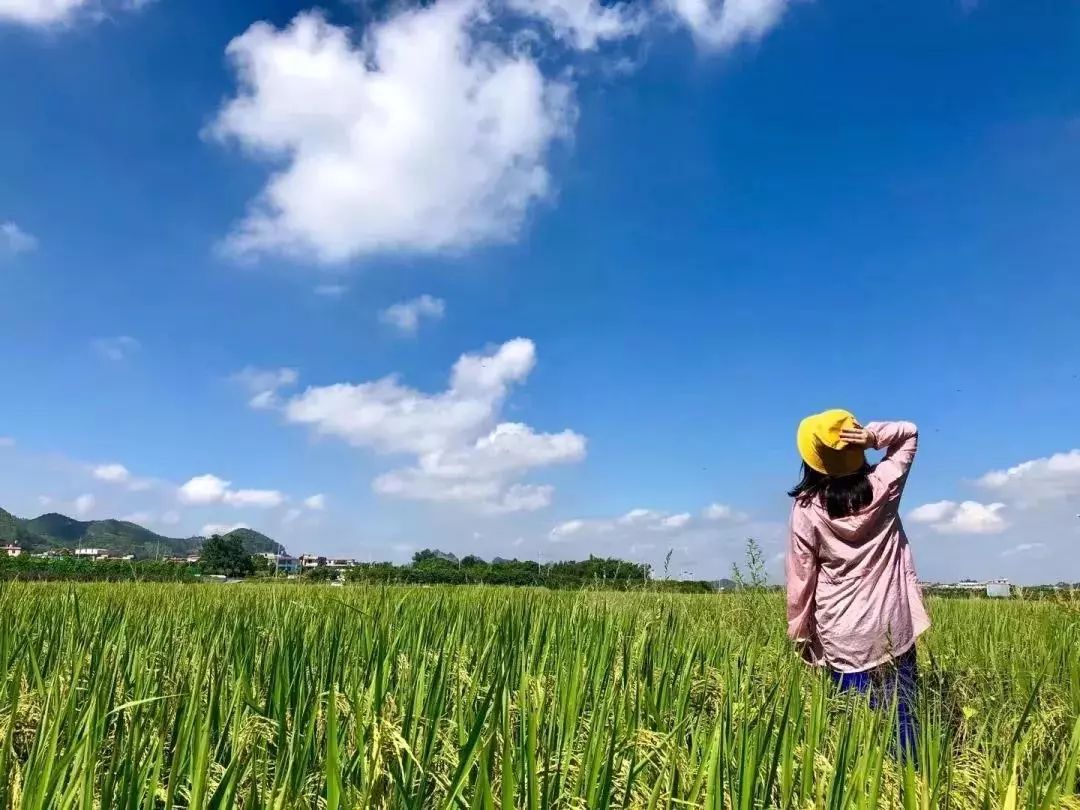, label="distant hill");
[0,507,283,559]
